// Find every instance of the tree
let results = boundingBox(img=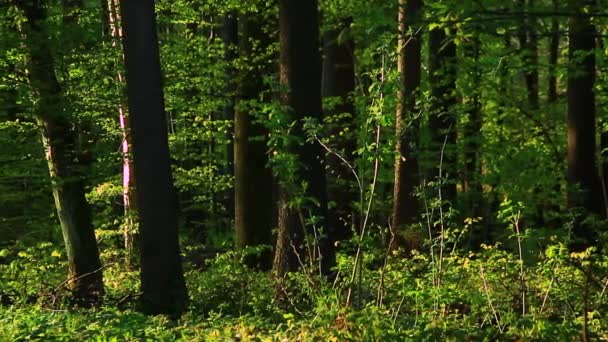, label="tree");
[222,11,238,223]
[428,18,457,205]
[567,0,603,246]
[18,0,104,300]
[105,0,138,264]
[461,34,482,218]
[234,11,275,269]
[517,0,539,110]
[391,0,422,251]
[548,0,559,104]
[322,17,357,244]
[273,0,331,278]
[119,0,188,316]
